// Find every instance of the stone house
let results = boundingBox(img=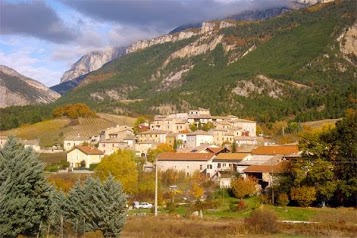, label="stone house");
[67,145,104,169]
[186,130,213,148]
[157,152,215,176]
